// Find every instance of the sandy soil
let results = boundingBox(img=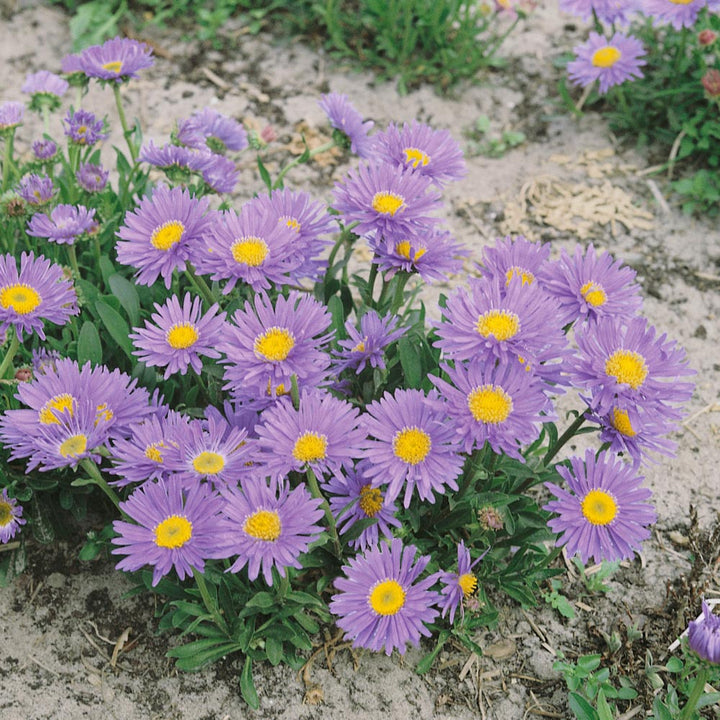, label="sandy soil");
[1,3,719,719]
